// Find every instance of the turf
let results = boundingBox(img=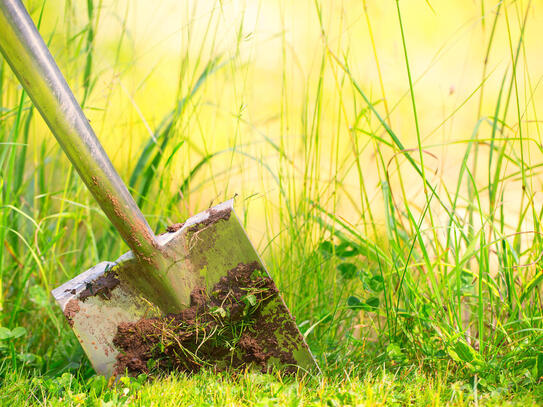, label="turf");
[2,368,542,406]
